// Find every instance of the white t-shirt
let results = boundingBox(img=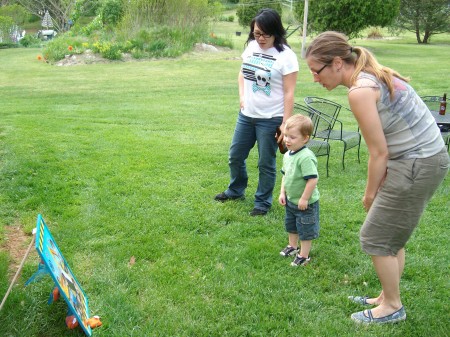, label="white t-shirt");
[241,40,299,119]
